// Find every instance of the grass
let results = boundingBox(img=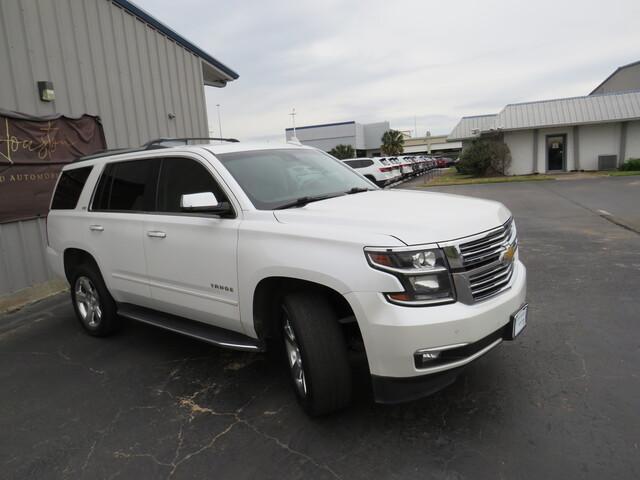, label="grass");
[418,168,640,187]
[608,170,640,177]
[421,168,557,187]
